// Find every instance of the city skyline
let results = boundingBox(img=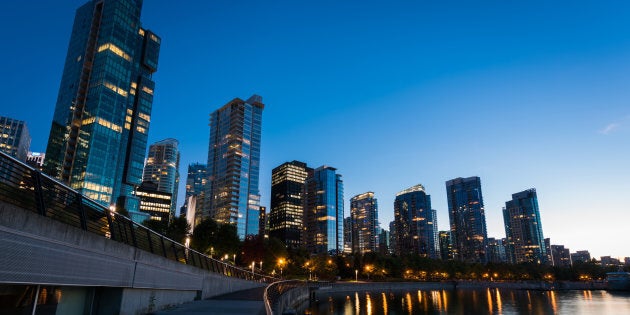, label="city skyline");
[1,1,629,258]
